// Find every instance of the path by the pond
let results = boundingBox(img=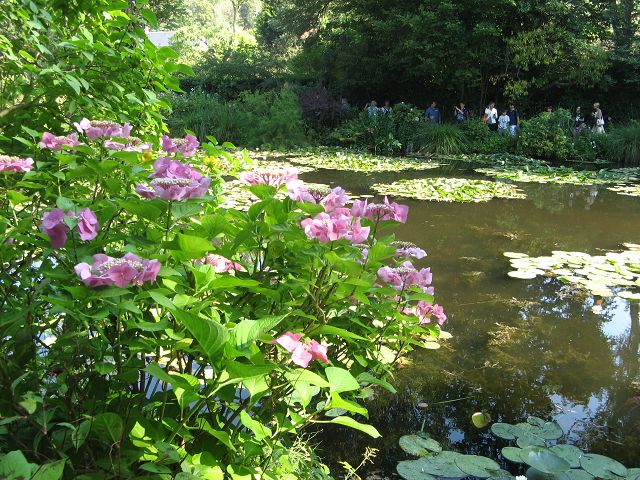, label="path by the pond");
[296,163,640,475]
